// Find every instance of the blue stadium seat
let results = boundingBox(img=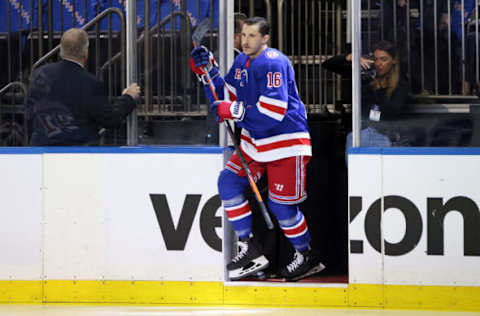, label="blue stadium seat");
[158,0,218,30]
[0,0,218,33]
[93,0,219,31]
[40,0,90,31]
[0,0,38,33]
